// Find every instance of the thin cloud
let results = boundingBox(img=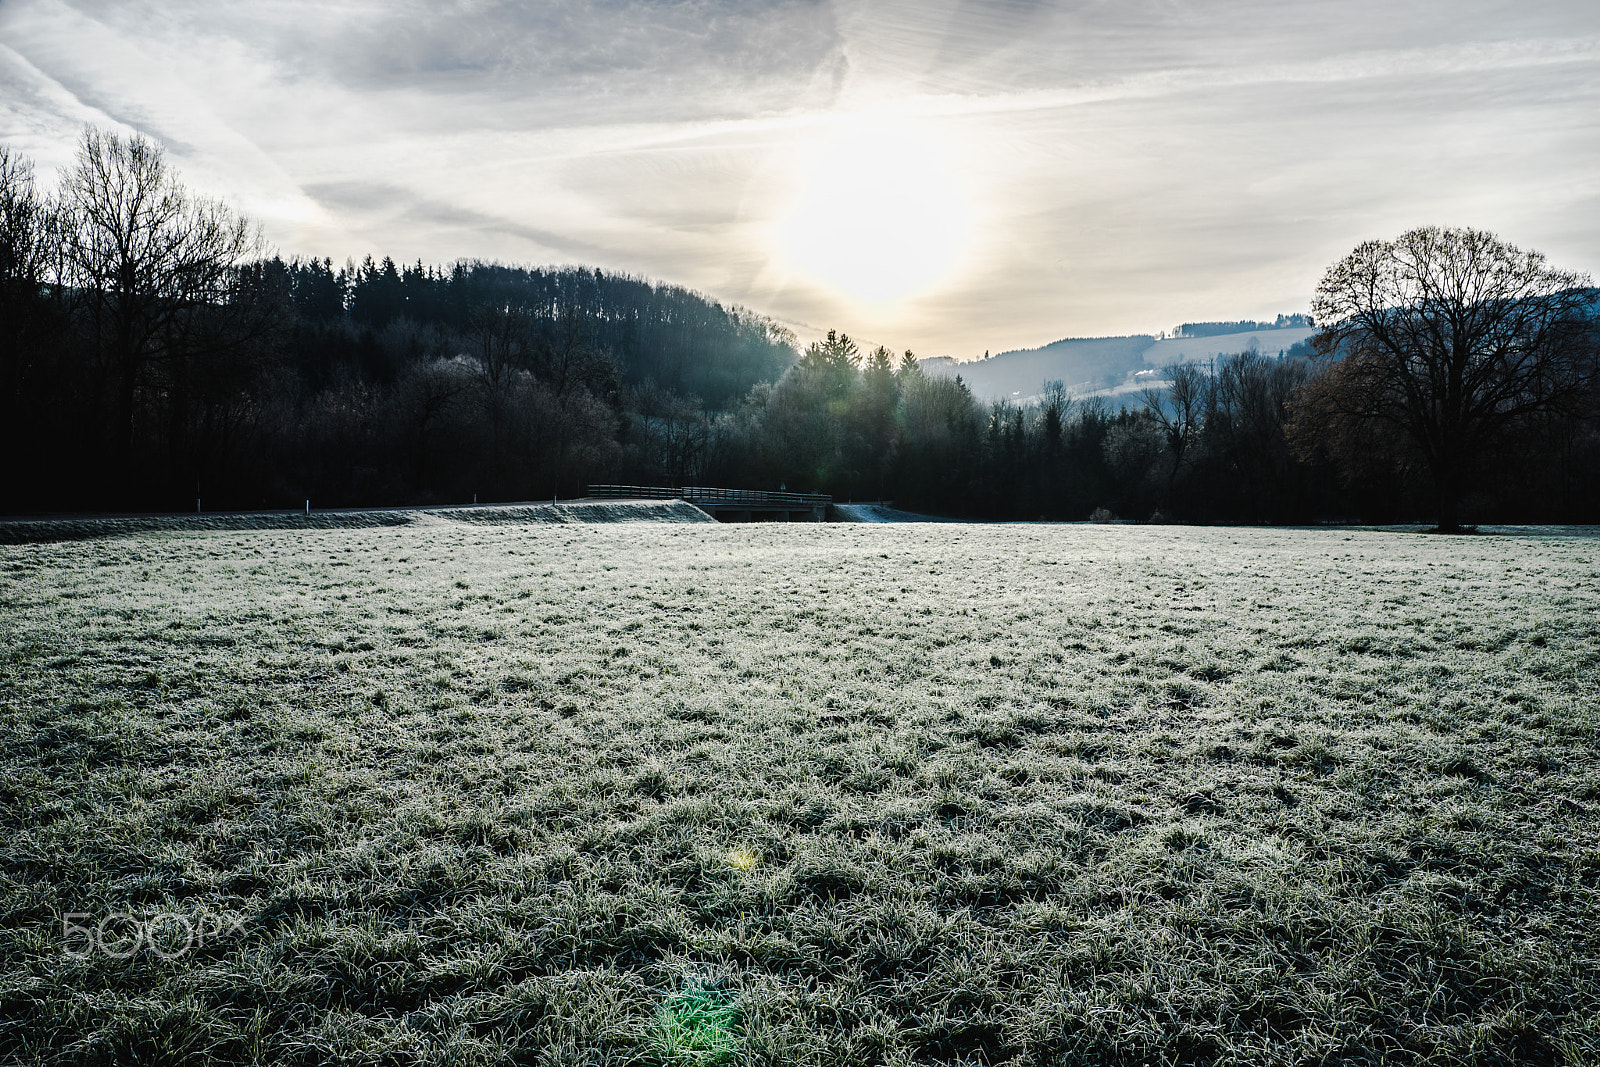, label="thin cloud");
[1,0,1597,355]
